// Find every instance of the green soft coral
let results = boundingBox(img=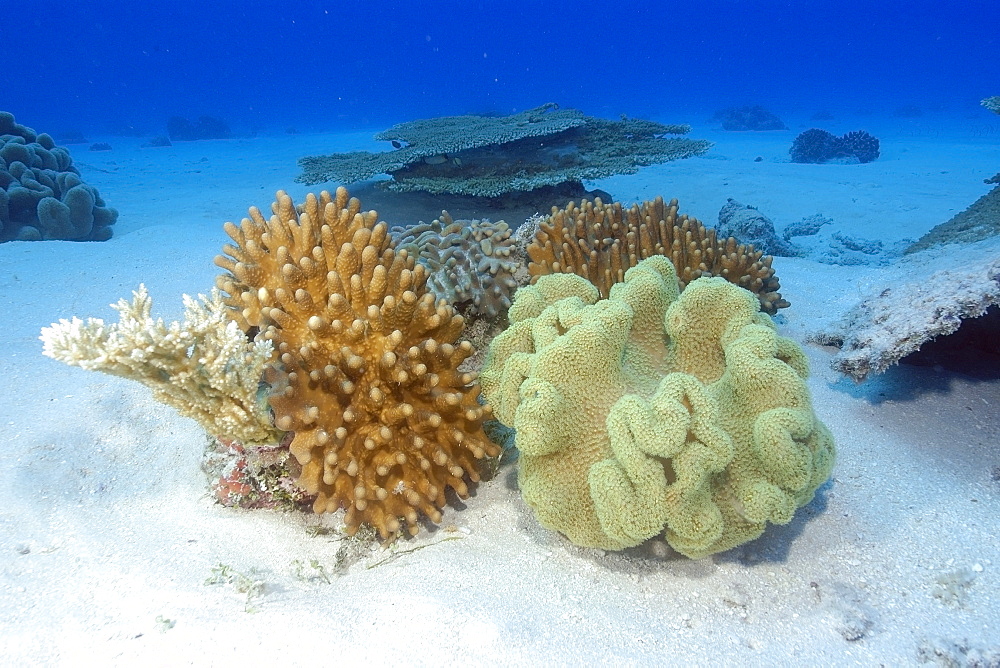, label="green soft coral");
[481,255,834,558]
